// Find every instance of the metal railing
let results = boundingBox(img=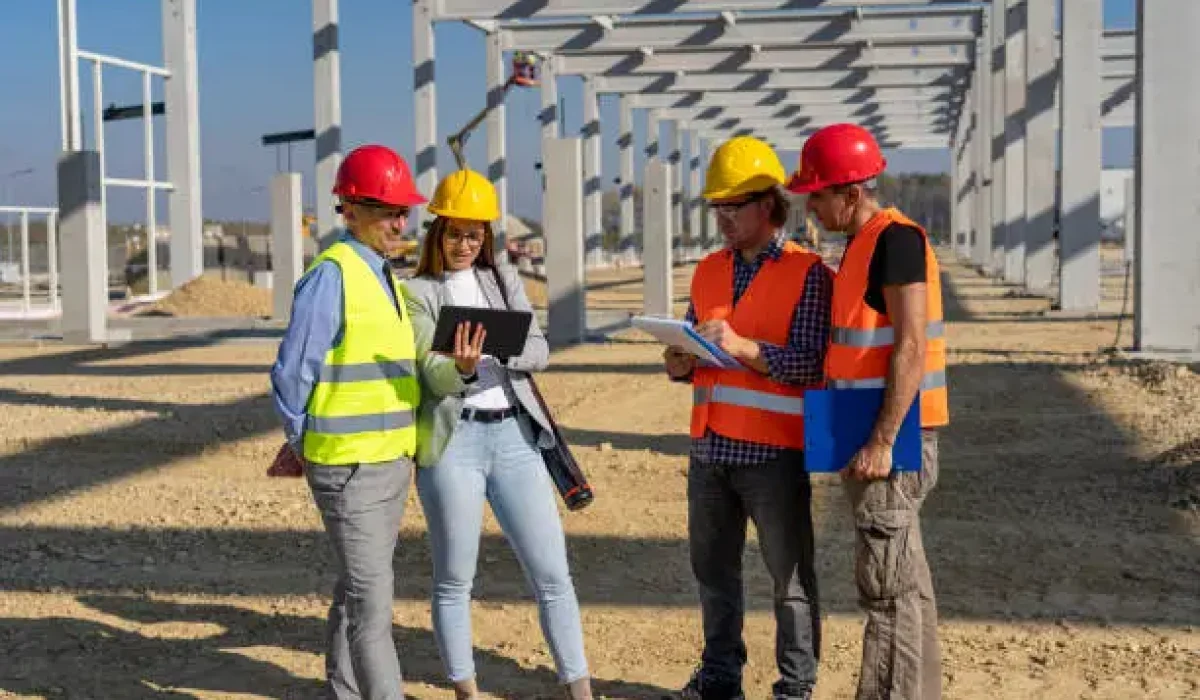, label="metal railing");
[0,206,59,313]
[58,0,174,296]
